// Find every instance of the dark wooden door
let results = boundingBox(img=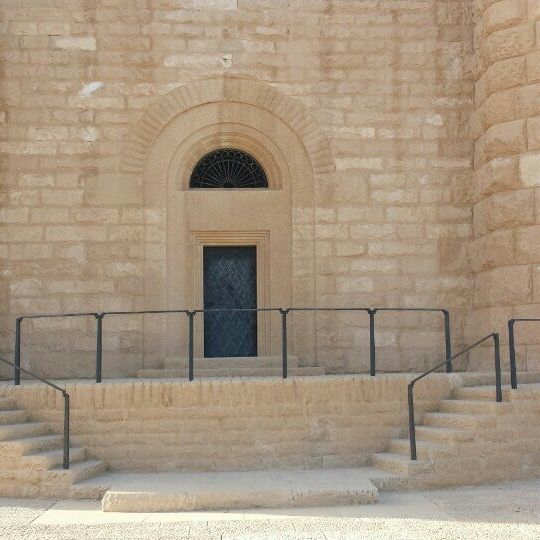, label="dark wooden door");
[203,246,257,357]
